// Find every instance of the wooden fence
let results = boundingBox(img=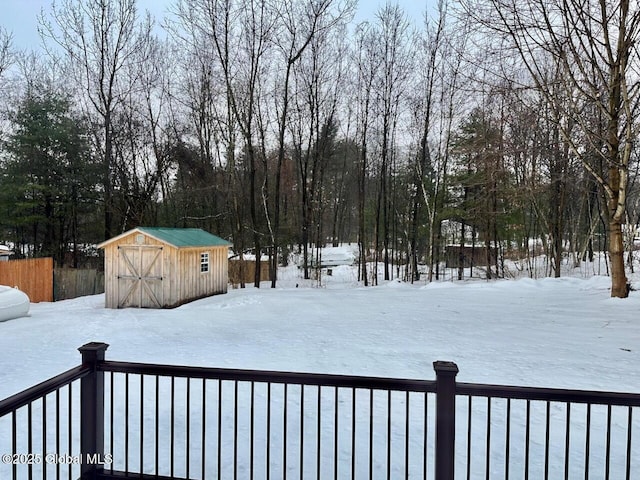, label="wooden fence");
[445,245,497,268]
[53,268,105,301]
[0,258,269,303]
[228,259,271,285]
[0,258,53,303]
